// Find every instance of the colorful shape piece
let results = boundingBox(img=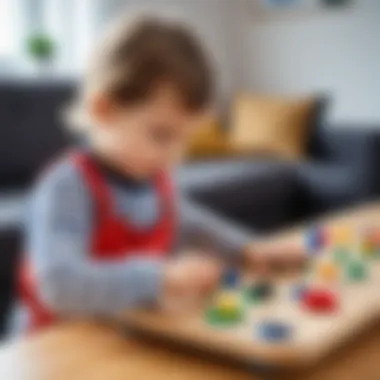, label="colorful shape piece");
[359,227,380,259]
[305,226,326,254]
[221,269,240,288]
[331,225,352,247]
[369,229,380,245]
[291,283,308,302]
[360,239,377,259]
[369,230,380,251]
[317,260,340,282]
[247,281,274,302]
[302,289,338,314]
[345,260,367,282]
[205,292,244,326]
[243,287,261,305]
[333,248,351,265]
[257,320,292,342]
[205,307,243,326]
[215,292,240,311]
